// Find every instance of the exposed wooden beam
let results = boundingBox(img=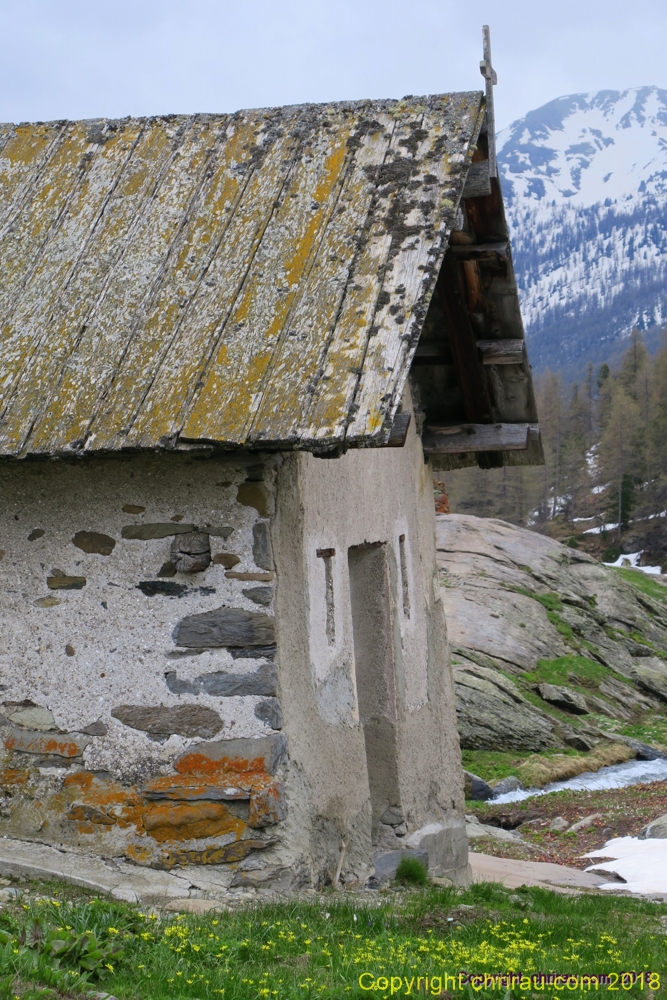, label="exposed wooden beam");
[436,253,501,468]
[385,411,411,447]
[437,255,493,424]
[422,423,530,454]
[477,339,525,365]
[450,241,509,262]
[462,160,491,199]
